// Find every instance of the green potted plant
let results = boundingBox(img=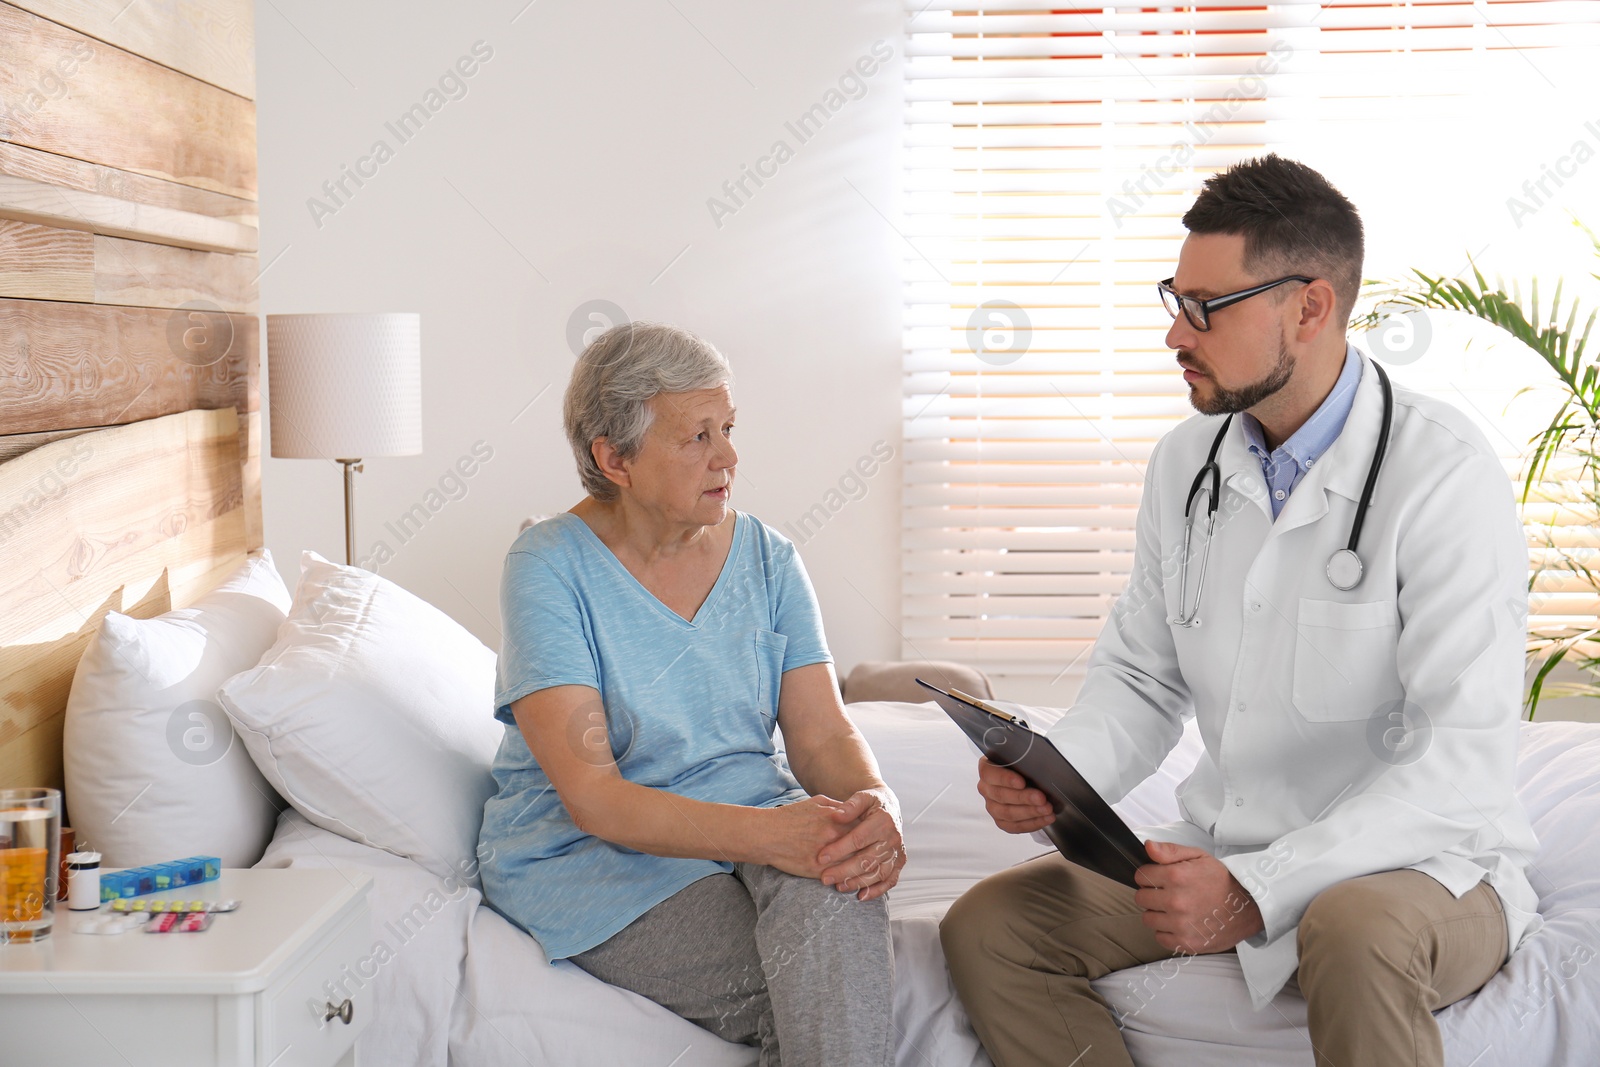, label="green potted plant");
[1355,220,1600,718]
